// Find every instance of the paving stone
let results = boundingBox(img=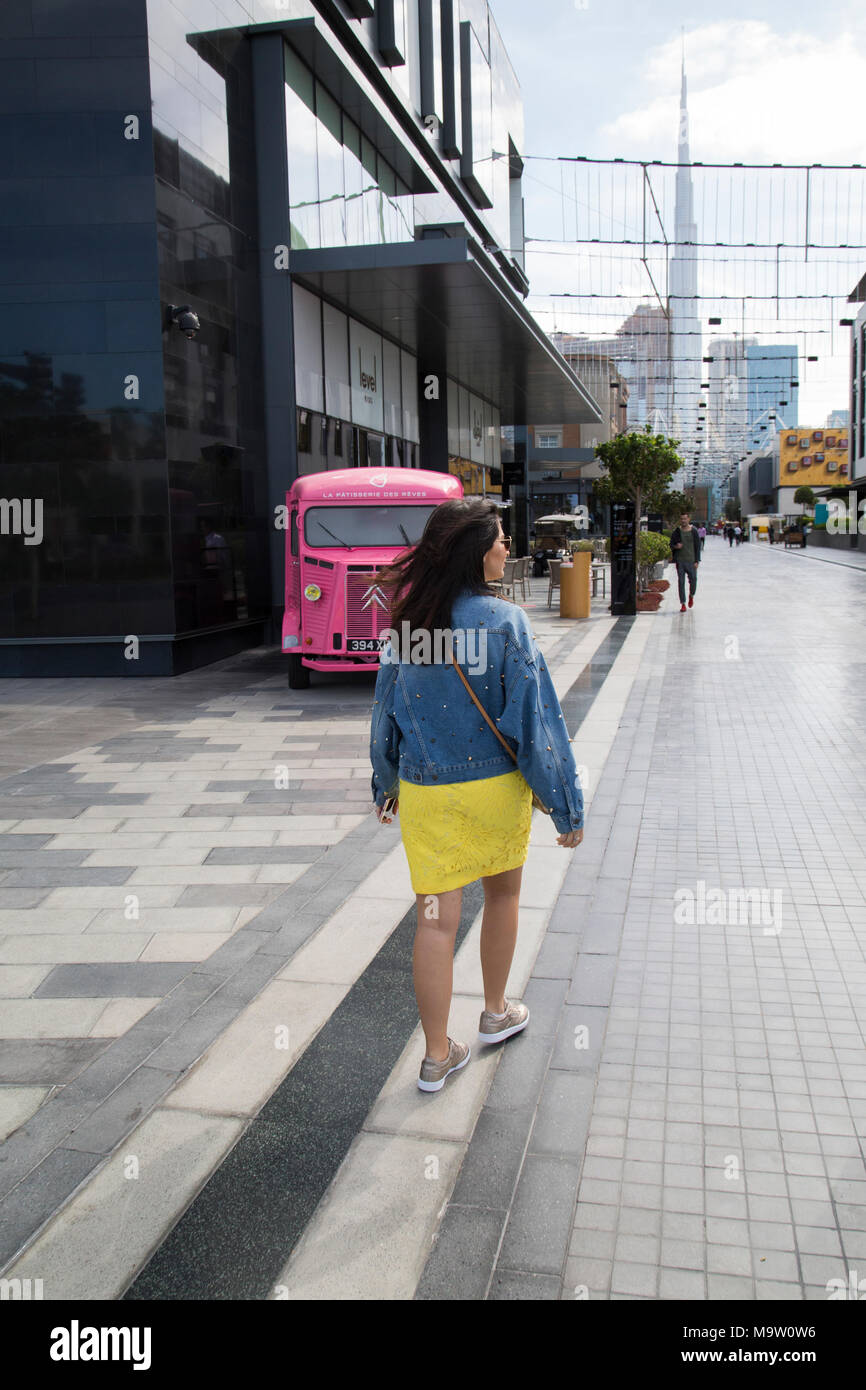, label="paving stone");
[0,1147,104,1269]
[497,1154,582,1276]
[528,1070,595,1158]
[62,1067,180,1155]
[33,963,191,998]
[415,1205,504,1301]
[0,1038,112,1086]
[488,1270,561,1300]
